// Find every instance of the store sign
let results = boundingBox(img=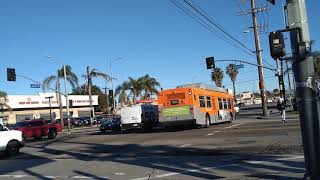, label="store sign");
[6,93,98,109]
